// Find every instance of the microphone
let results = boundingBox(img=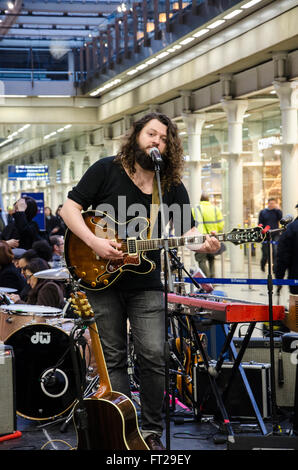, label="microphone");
[280,215,293,226]
[149,147,163,166]
[42,371,57,387]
